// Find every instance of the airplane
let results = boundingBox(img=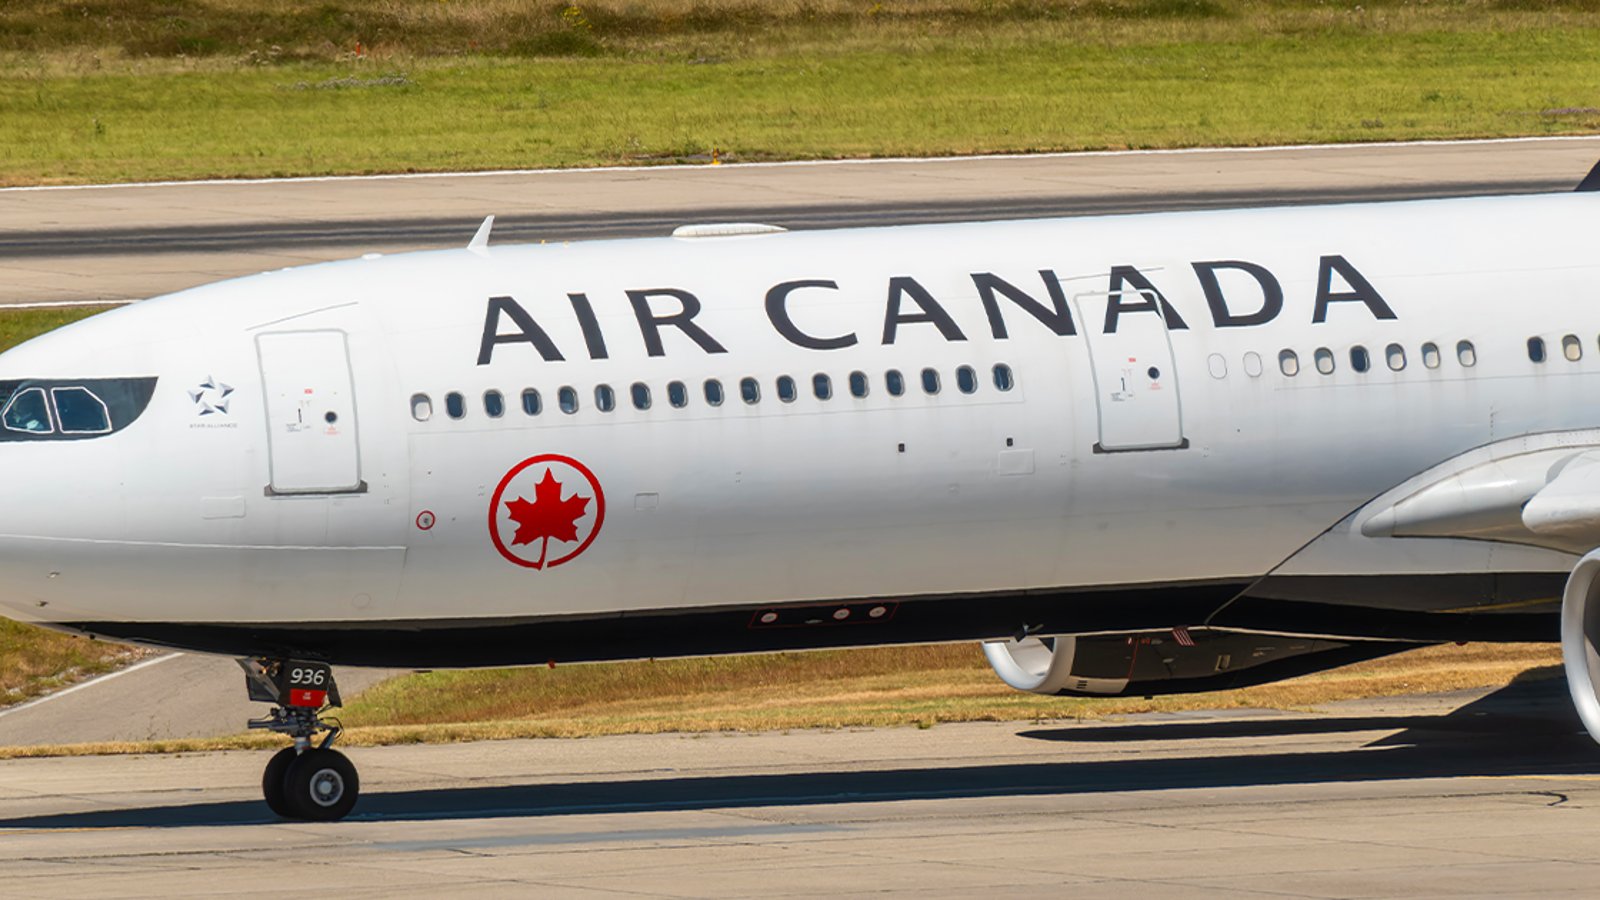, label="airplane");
[3,161,1600,821]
